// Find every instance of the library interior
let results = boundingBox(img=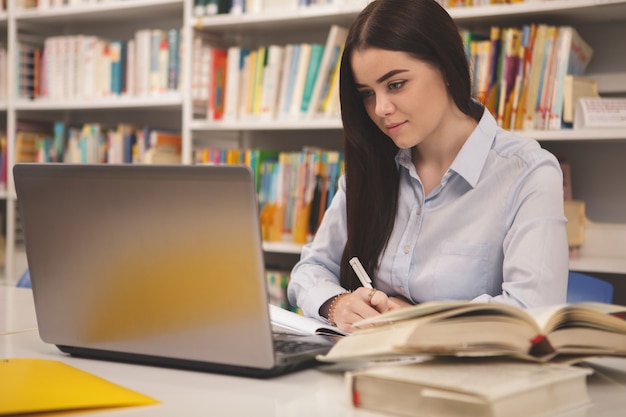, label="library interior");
[2,1,626,416]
